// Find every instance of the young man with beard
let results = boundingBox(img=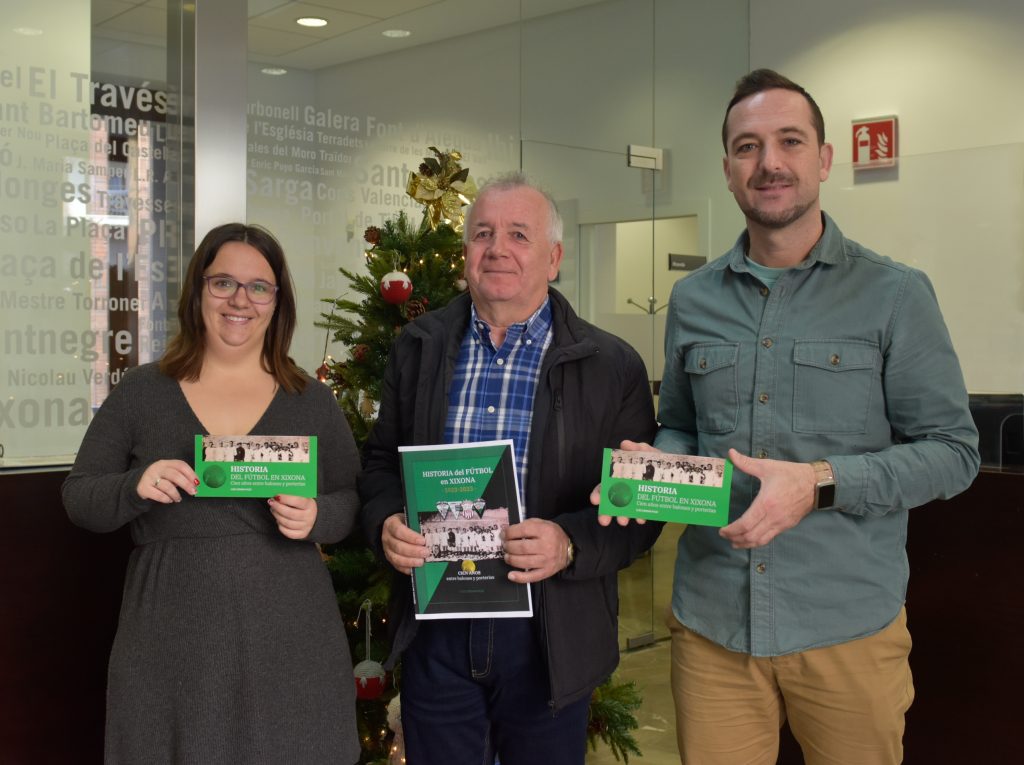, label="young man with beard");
[653,69,979,764]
